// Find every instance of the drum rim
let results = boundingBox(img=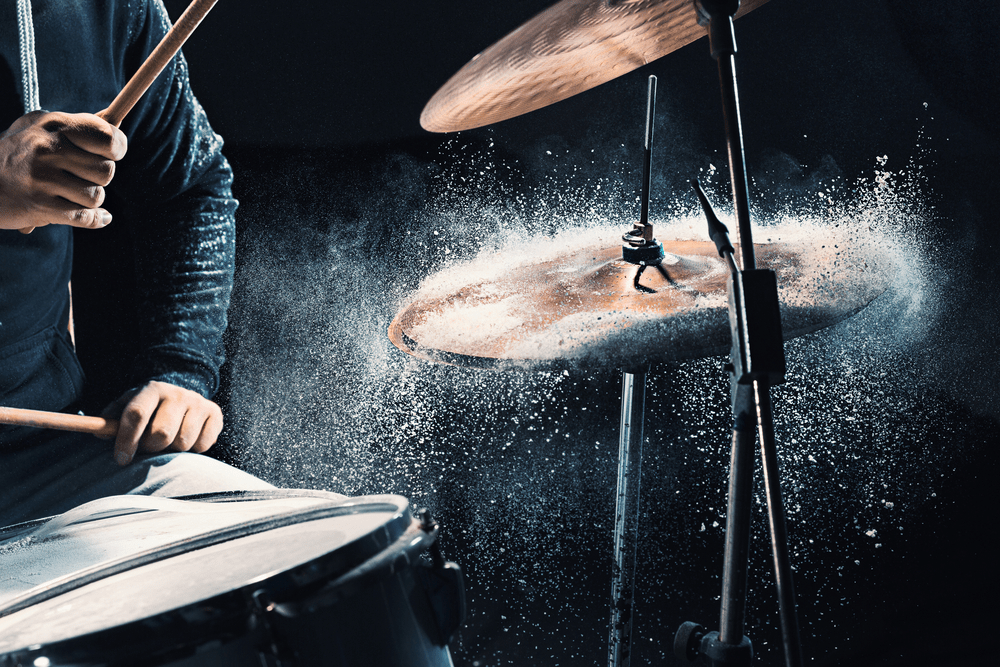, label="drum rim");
[0,489,353,541]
